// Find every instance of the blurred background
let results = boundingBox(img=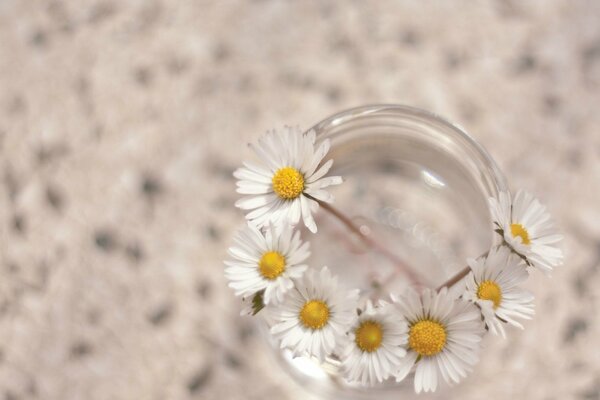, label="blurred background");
[1,1,599,399]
